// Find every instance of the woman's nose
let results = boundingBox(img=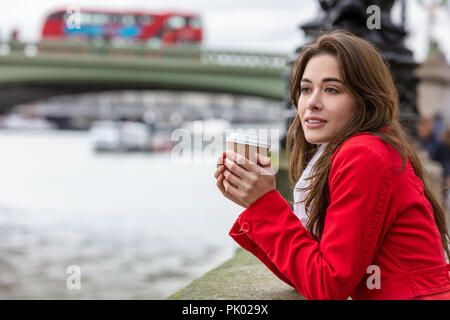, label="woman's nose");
[306,91,323,110]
